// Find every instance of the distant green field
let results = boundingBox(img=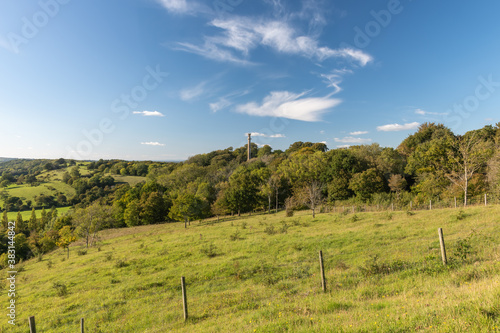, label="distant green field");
[109,174,147,186]
[0,182,75,207]
[6,206,72,221]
